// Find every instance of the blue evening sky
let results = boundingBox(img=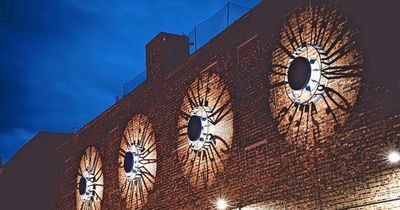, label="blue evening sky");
[0,0,260,163]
